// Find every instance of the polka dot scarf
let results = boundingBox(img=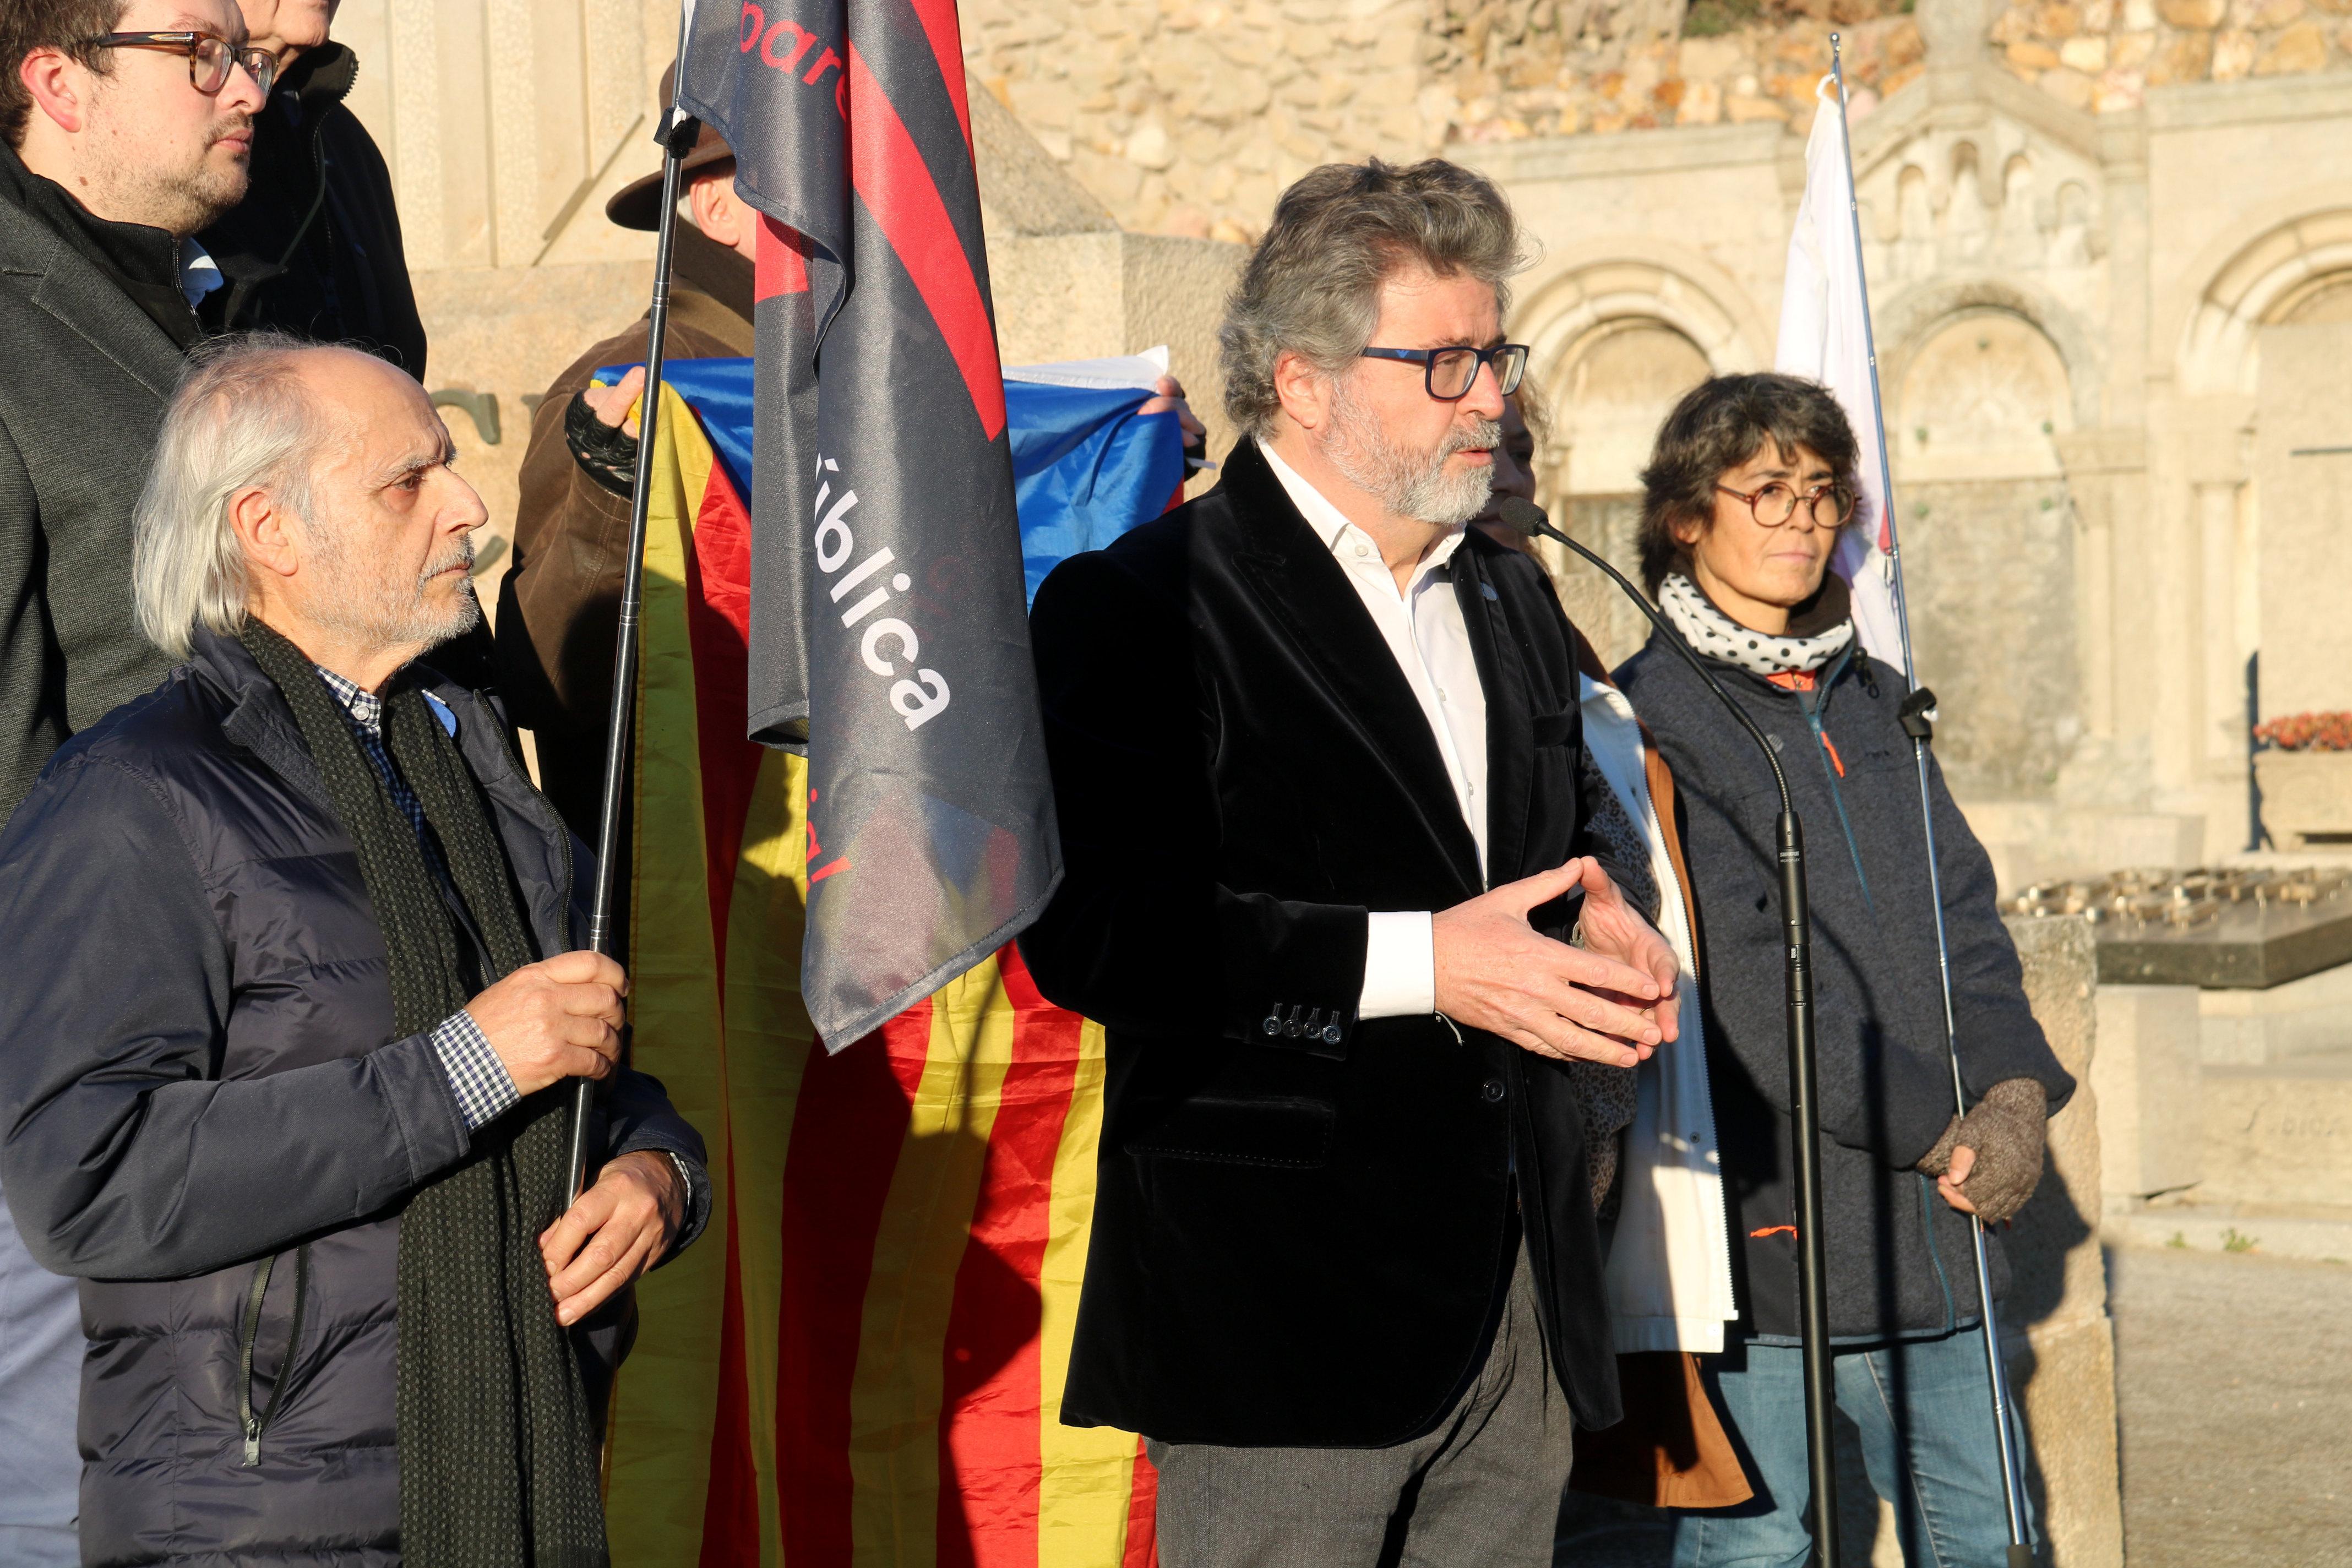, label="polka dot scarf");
[1658,571,1856,678]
